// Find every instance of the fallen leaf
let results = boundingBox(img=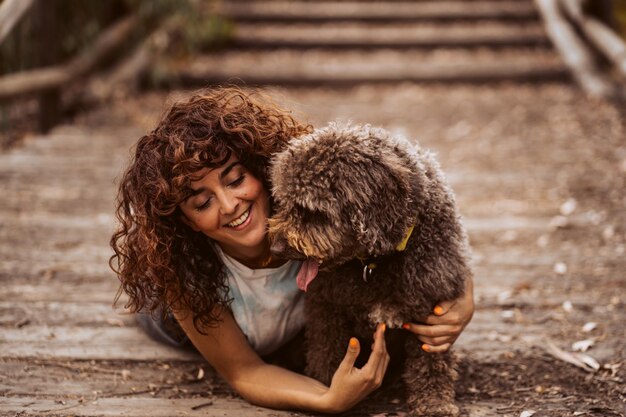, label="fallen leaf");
[520,411,536,417]
[562,300,573,313]
[106,318,125,327]
[582,322,597,332]
[549,215,569,230]
[572,339,595,352]
[553,262,567,275]
[501,310,515,319]
[543,339,600,372]
[577,353,600,371]
[560,198,577,215]
[498,290,512,304]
